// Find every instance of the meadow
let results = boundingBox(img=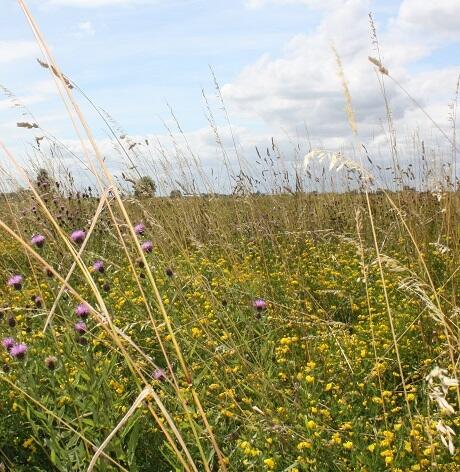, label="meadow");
[1,3,460,471]
[1,186,460,471]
